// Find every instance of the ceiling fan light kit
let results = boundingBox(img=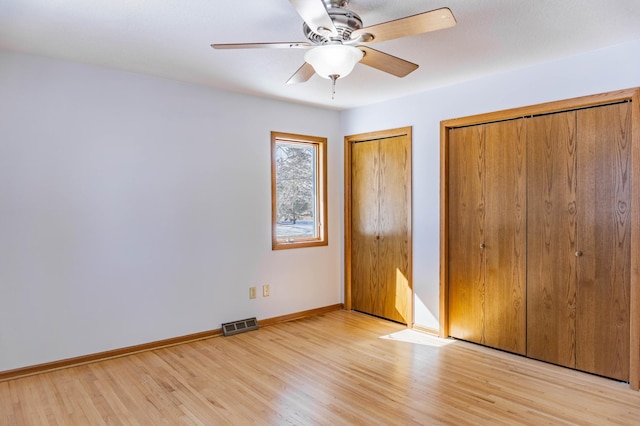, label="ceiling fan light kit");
[304,44,363,98]
[304,44,363,80]
[211,0,456,98]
